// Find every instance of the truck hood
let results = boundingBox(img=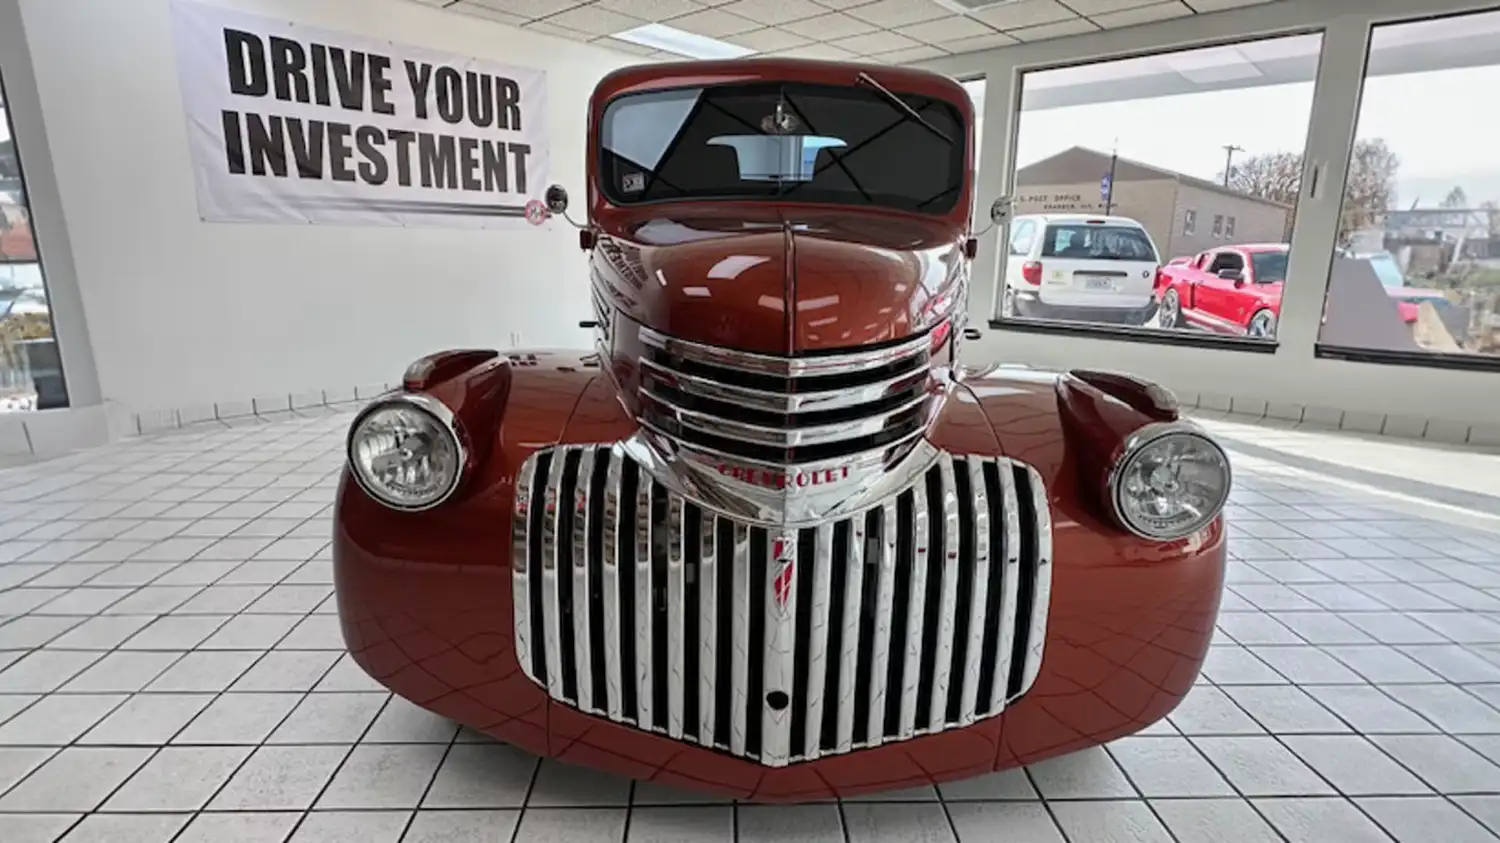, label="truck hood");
[597,206,967,355]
